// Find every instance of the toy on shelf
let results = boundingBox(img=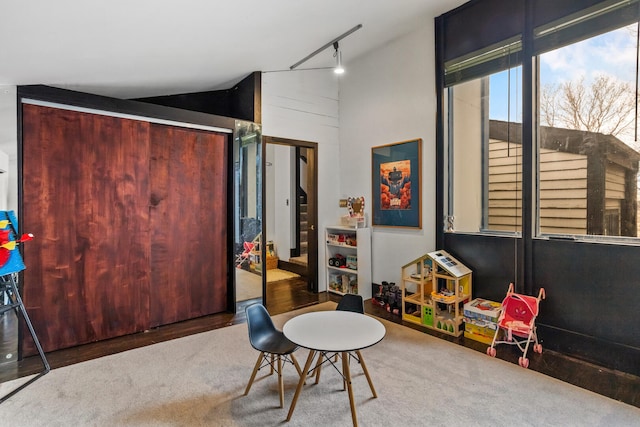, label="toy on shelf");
[486,283,546,368]
[328,254,347,267]
[341,196,367,228]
